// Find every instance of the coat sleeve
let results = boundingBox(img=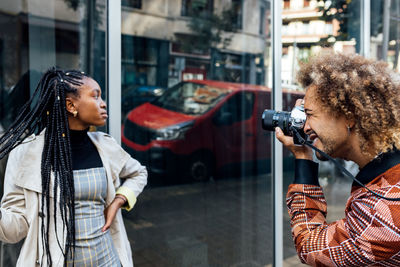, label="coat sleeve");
[94,132,148,211]
[287,183,400,266]
[0,147,29,243]
[115,156,148,211]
